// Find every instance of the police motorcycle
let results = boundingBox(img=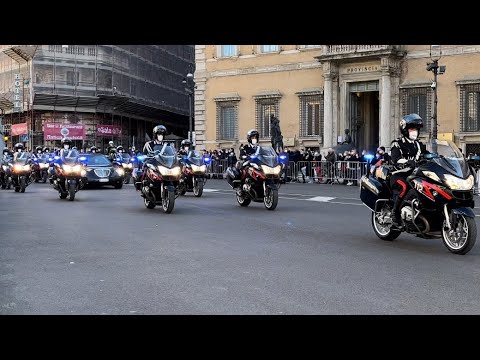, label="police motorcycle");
[226,145,282,210]
[135,143,182,213]
[360,139,477,255]
[0,150,14,190]
[10,150,33,193]
[31,149,50,183]
[51,148,86,201]
[113,150,135,184]
[178,150,209,197]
